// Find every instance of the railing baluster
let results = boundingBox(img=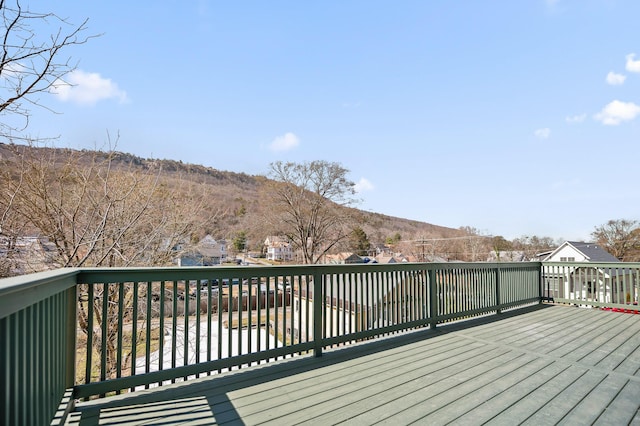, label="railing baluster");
[227,279,232,370]
[255,276,261,361]
[131,282,139,391]
[171,281,177,383]
[100,283,108,389]
[217,279,223,373]
[183,279,189,380]
[280,275,286,353]
[195,280,201,376]
[236,278,242,366]
[159,280,165,385]
[145,281,152,387]
[86,285,94,387]
[116,283,124,388]
[205,278,211,370]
